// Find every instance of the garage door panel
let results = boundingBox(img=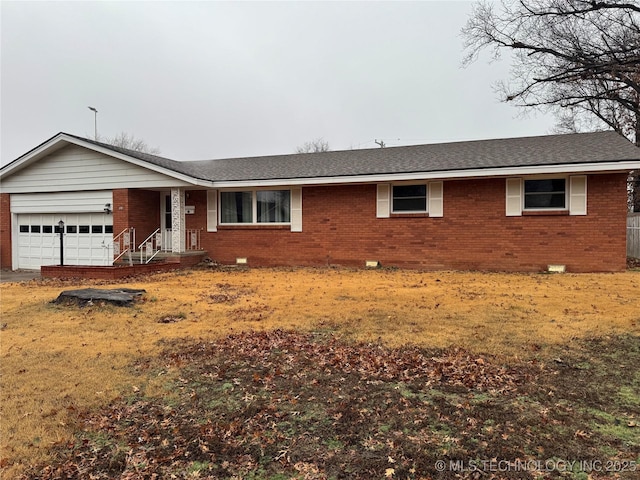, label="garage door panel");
[16,212,113,269]
[77,249,93,260]
[77,237,93,247]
